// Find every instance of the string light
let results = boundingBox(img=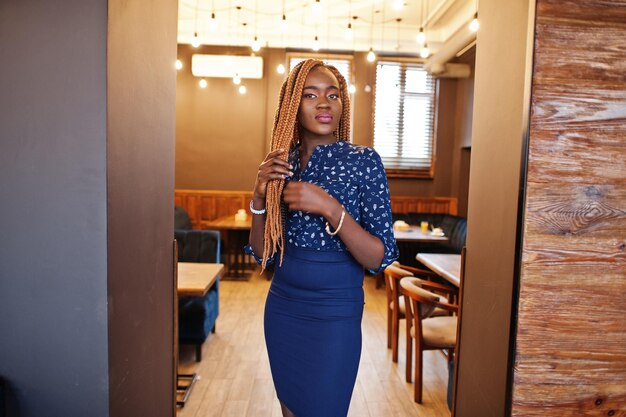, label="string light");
[420,43,430,58]
[191,32,201,48]
[393,0,403,10]
[312,35,321,51]
[199,79,208,88]
[251,36,261,52]
[348,84,356,94]
[209,12,218,31]
[367,3,375,63]
[416,28,426,45]
[277,63,286,74]
[238,85,247,94]
[311,0,322,15]
[175,59,183,70]
[367,48,376,62]
[233,74,241,85]
[345,0,353,40]
[469,12,479,32]
[281,14,288,32]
